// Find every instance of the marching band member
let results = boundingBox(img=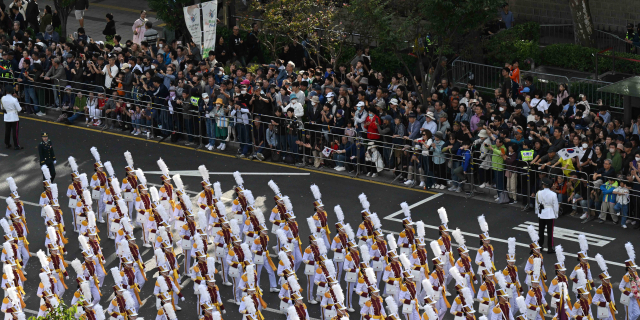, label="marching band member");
[252,226,278,291]
[79,235,106,287]
[320,278,343,320]
[197,275,225,316]
[361,286,386,319]
[157,159,176,227]
[89,147,107,223]
[244,199,265,247]
[573,283,594,320]
[429,255,450,320]
[3,212,28,270]
[196,165,216,233]
[369,231,389,288]
[39,166,54,218]
[399,271,420,320]
[70,258,100,305]
[310,184,331,249]
[70,279,93,307]
[422,300,439,320]
[450,268,473,318]
[550,282,572,320]
[503,237,523,316]
[620,242,640,320]
[37,247,67,296]
[356,261,376,309]
[66,158,83,231]
[1,288,25,319]
[172,174,187,231]
[227,238,253,305]
[278,250,296,285]
[476,215,496,282]
[240,288,264,320]
[179,202,199,272]
[287,294,309,320]
[453,229,475,294]
[331,207,351,282]
[103,161,120,239]
[36,272,60,308]
[302,233,325,304]
[476,268,498,317]
[121,151,138,220]
[1,222,24,279]
[410,223,429,299]
[282,198,303,272]
[214,211,234,286]
[5,178,26,228]
[280,271,301,312]
[106,285,135,319]
[548,245,570,311]
[207,182,224,239]
[343,242,362,312]
[490,289,515,320]
[154,269,185,312]
[155,295,178,320]
[525,225,547,295]
[268,180,287,240]
[1,263,24,296]
[231,171,249,225]
[200,302,222,320]
[134,169,152,246]
[437,208,455,287]
[191,252,216,293]
[356,194,375,246]
[570,235,594,298]
[593,253,616,320]
[524,258,550,320]
[383,249,404,306]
